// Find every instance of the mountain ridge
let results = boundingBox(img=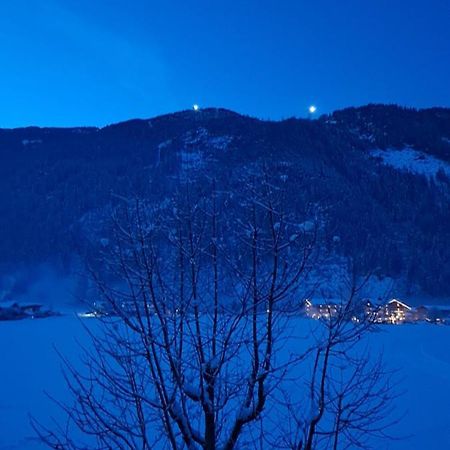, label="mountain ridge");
[4,103,449,132]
